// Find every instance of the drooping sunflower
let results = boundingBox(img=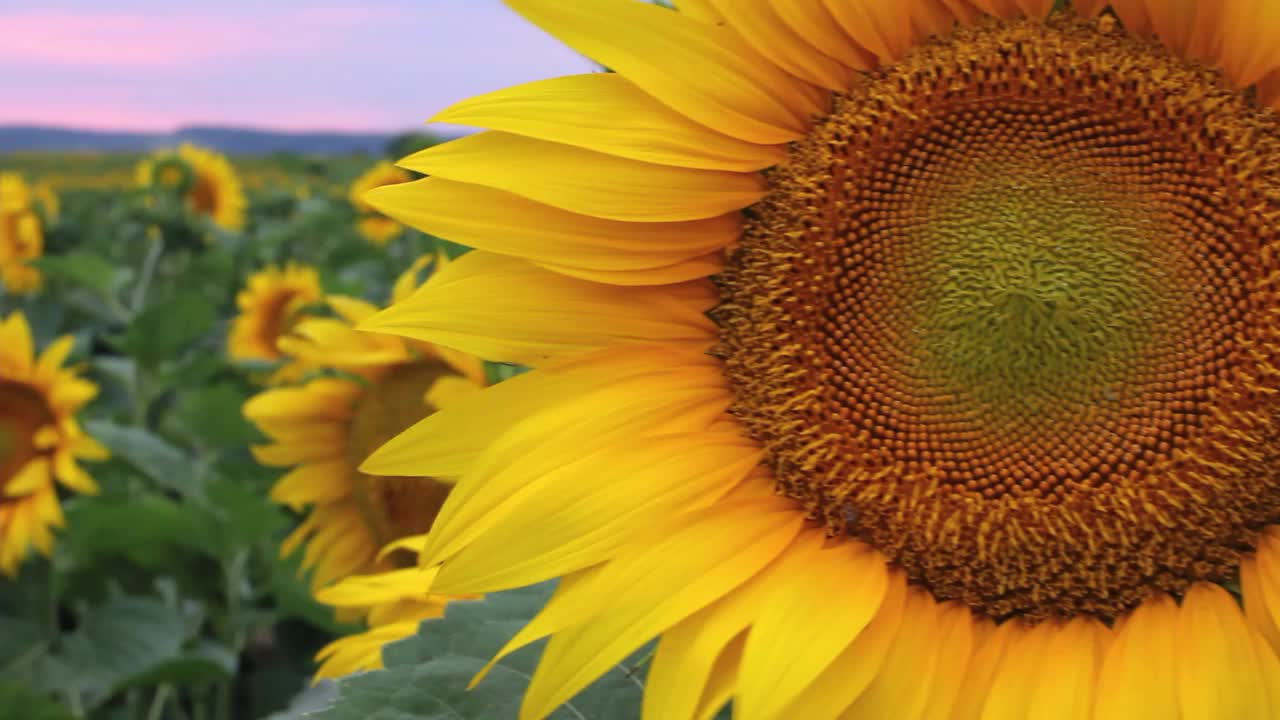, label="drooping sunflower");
[0,173,47,295]
[349,161,413,246]
[0,312,107,576]
[136,143,247,231]
[342,1,1280,718]
[243,257,485,678]
[227,263,324,380]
